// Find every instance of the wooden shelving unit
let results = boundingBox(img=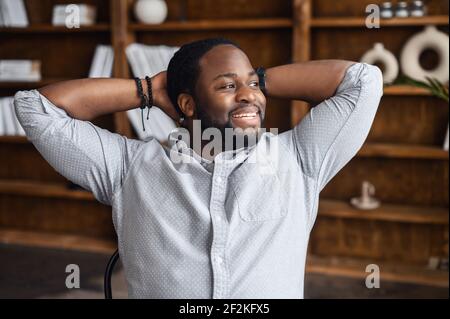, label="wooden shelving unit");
[129,18,293,31]
[0,23,110,33]
[358,143,449,160]
[310,15,449,28]
[295,0,449,288]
